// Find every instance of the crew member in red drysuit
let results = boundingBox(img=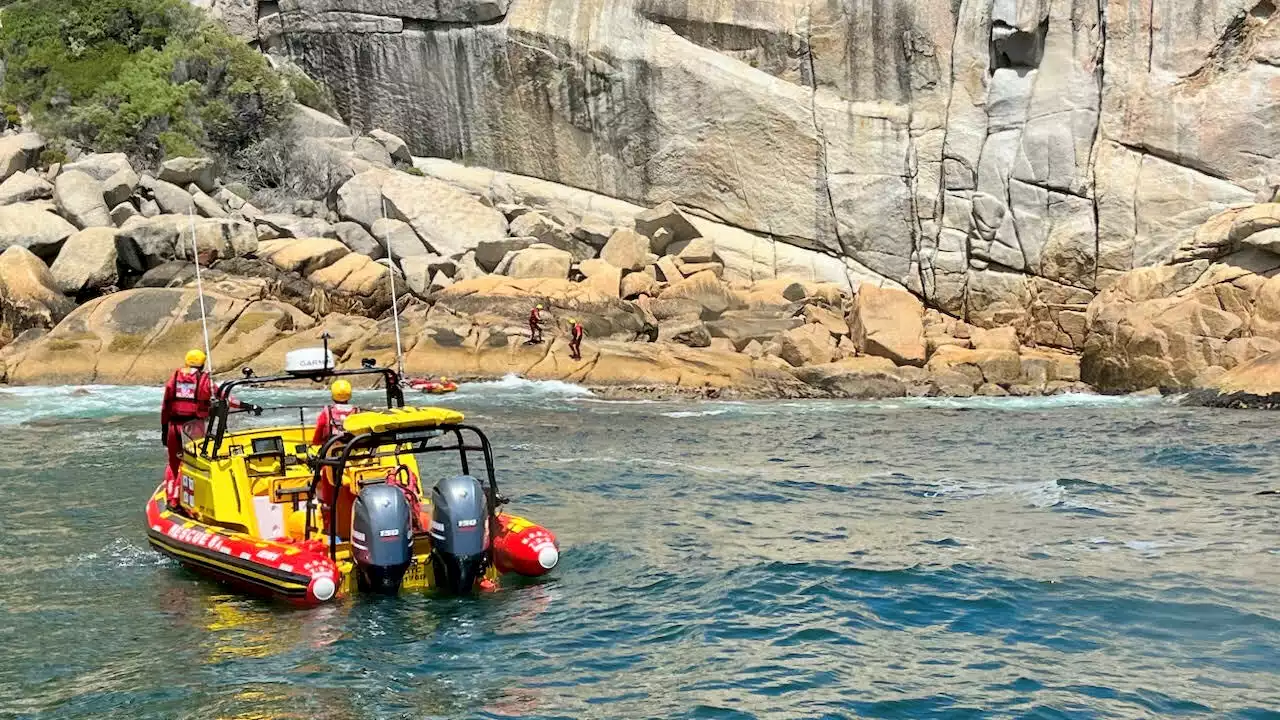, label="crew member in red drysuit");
[568,318,584,360]
[311,379,357,447]
[161,349,256,510]
[313,379,360,534]
[529,304,545,344]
